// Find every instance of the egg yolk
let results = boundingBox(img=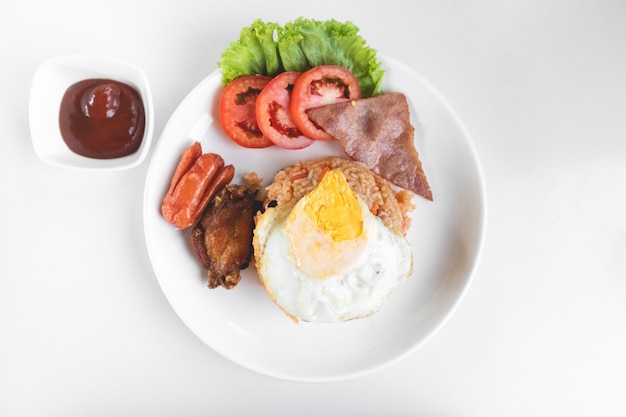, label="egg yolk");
[302,170,363,241]
[285,170,367,279]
